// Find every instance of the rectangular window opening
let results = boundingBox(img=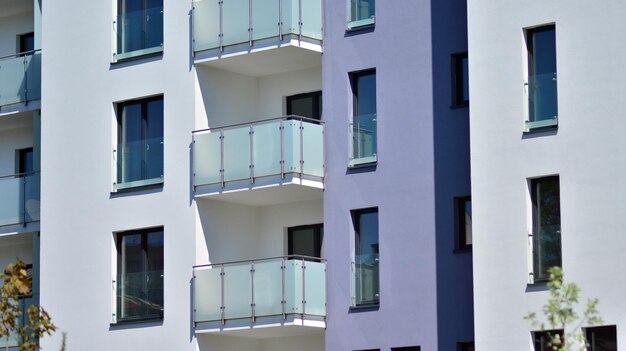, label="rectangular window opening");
[115,227,164,323]
[526,25,558,130]
[288,223,324,260]
[347,0,375,30]
[586,326,617,351]
[115,0,164,61]
[534,330,564,351]
[115,96,164,191]
[530,176,561,282]
[350,69,377,167]
[456,196,472,251]
[352,208,379,307]
[452,52,469,107]
[286,91,323,120]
